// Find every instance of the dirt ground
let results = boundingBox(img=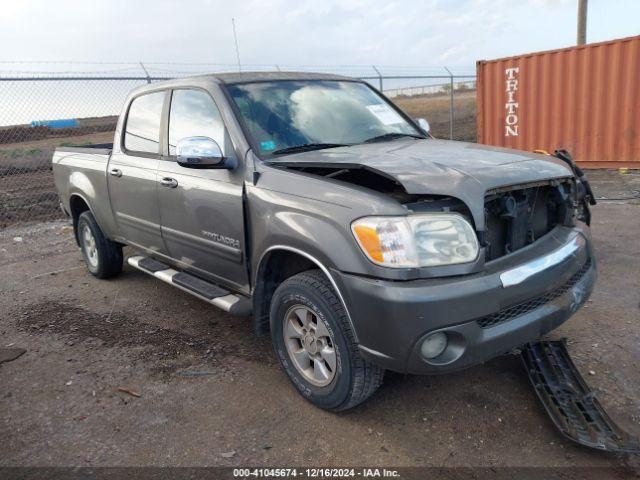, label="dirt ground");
[0,170,639,472]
